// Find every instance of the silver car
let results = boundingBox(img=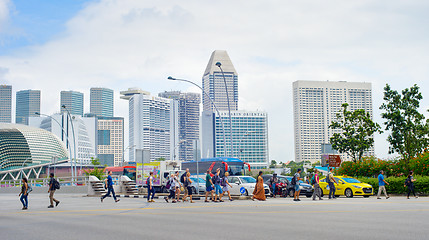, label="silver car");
[227,176,271,196]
